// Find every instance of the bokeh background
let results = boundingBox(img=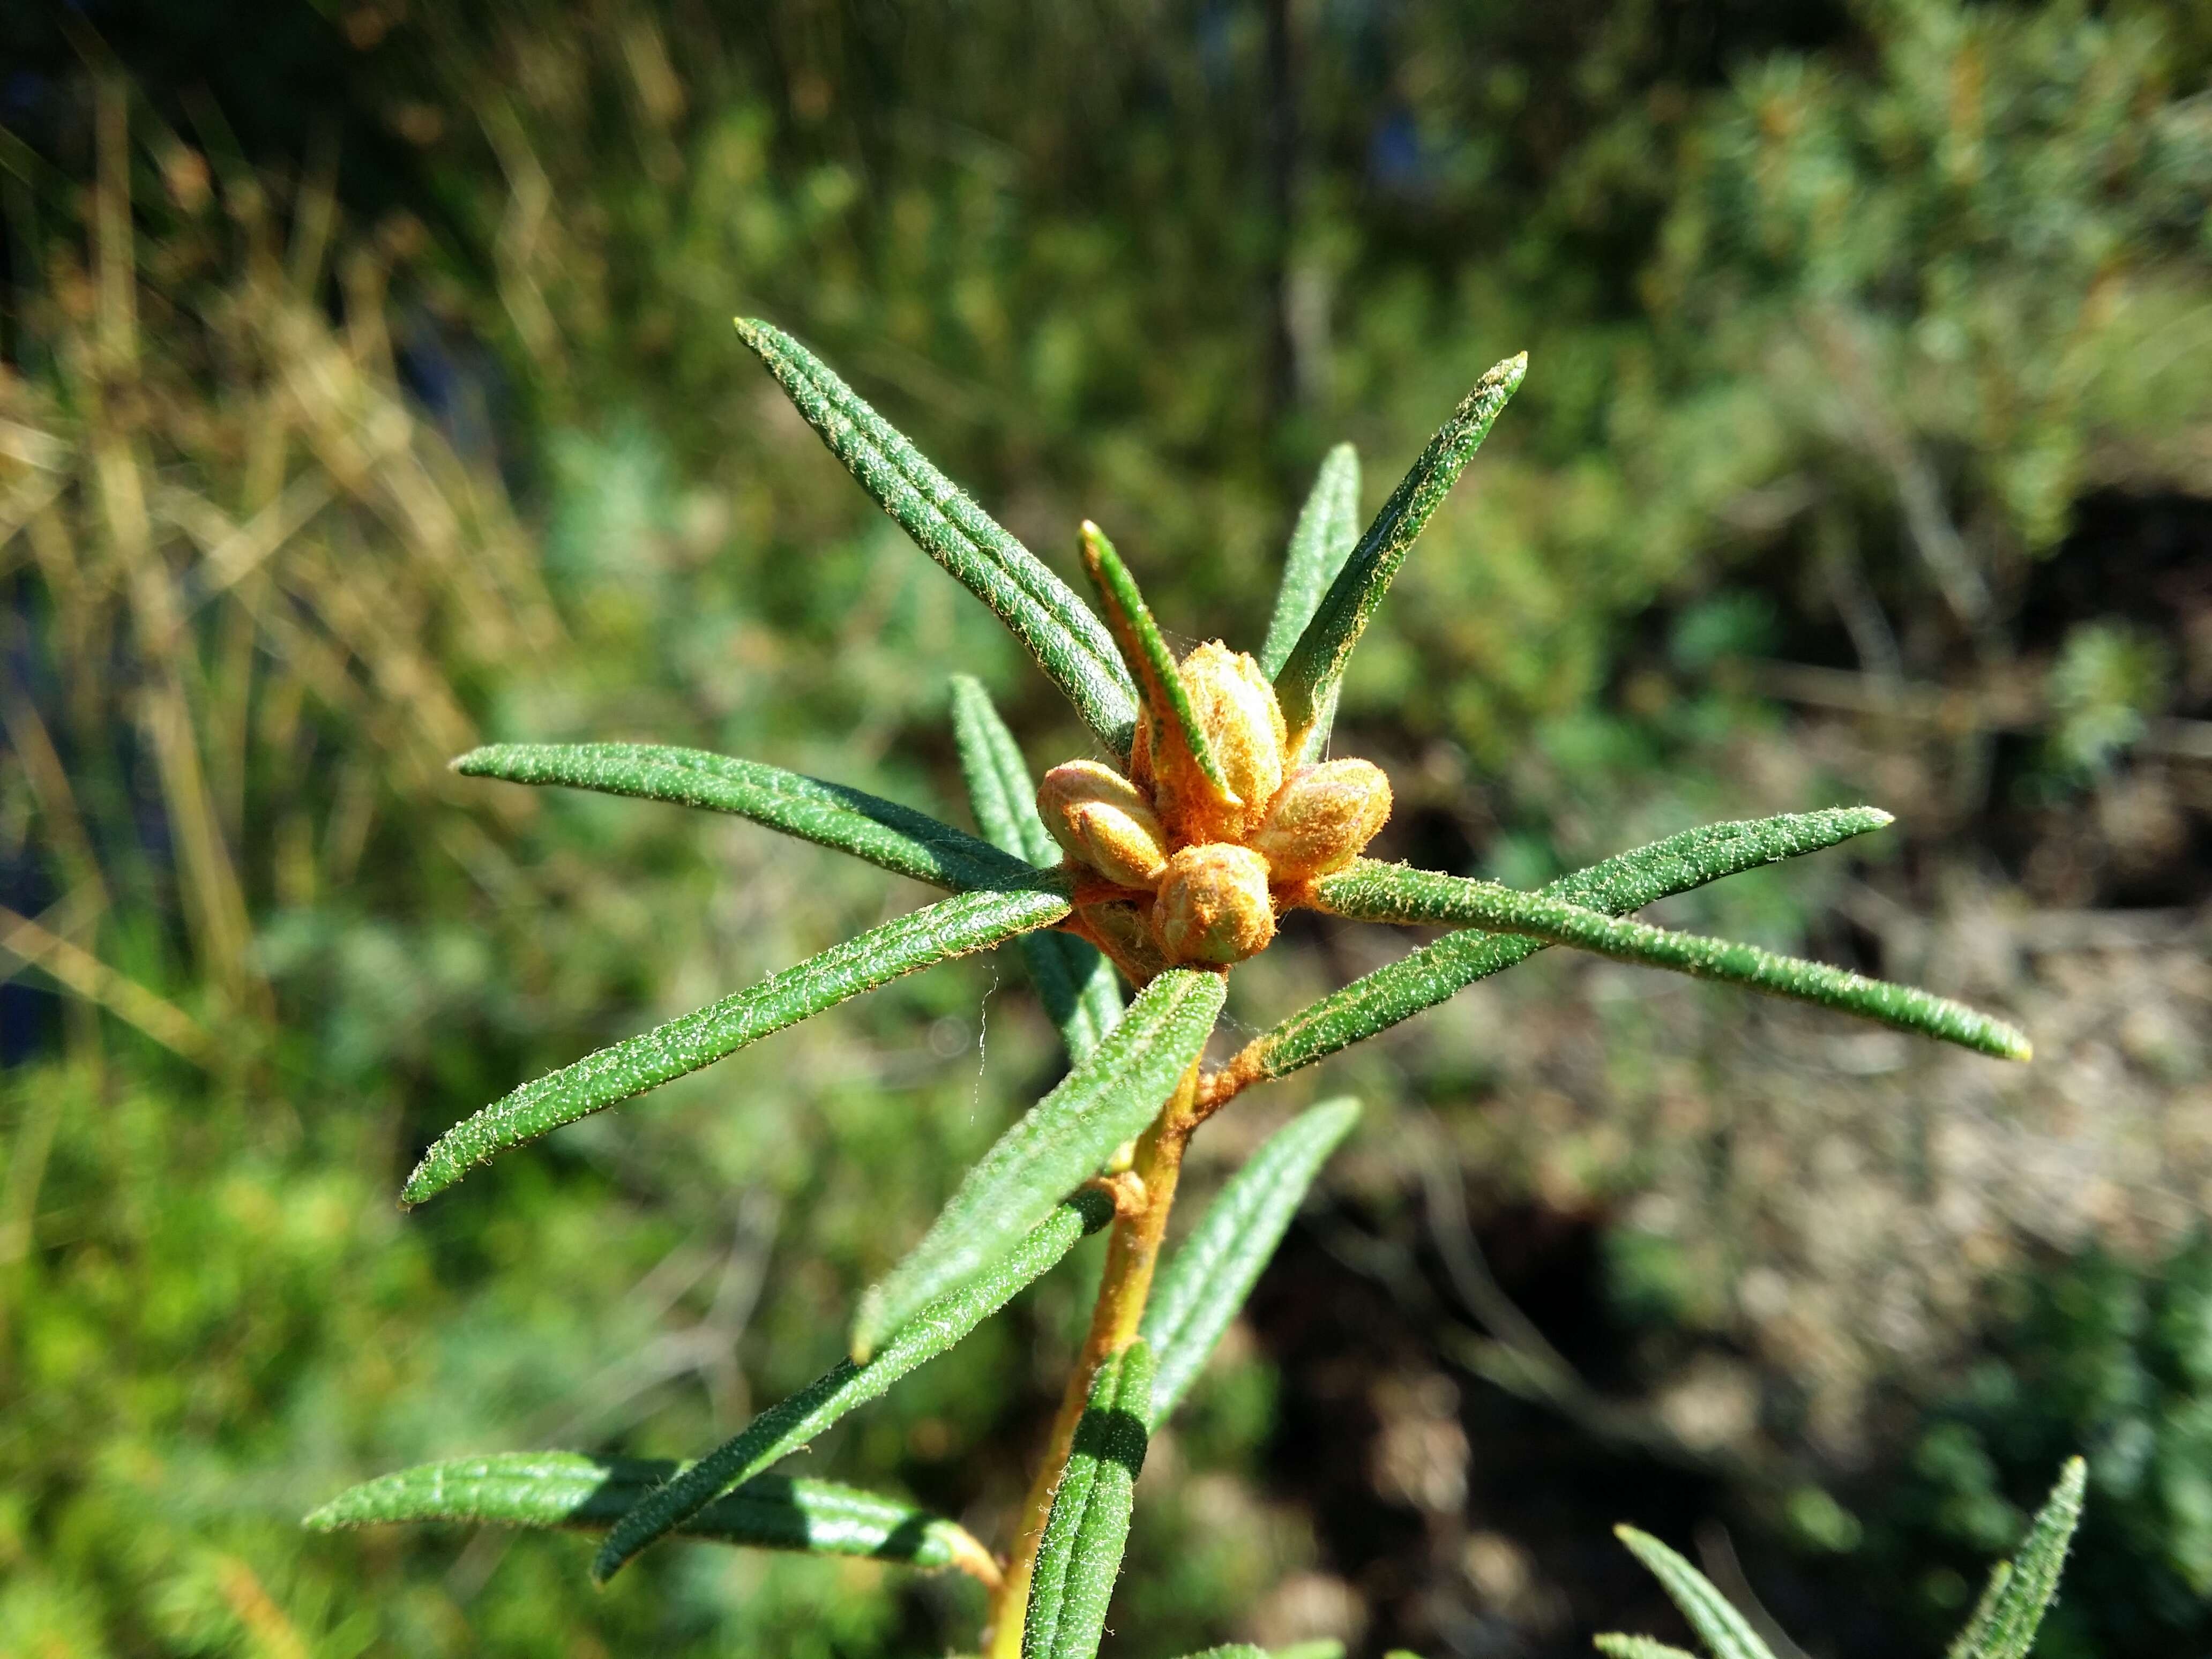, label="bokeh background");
[3,2,2210,1654]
